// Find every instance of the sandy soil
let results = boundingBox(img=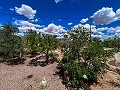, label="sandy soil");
[0,62,67,90]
